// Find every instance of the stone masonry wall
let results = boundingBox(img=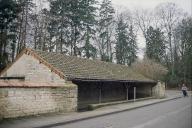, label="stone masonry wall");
[1,54,65,83]
[152,81,165,98]
[0,85,77,119]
